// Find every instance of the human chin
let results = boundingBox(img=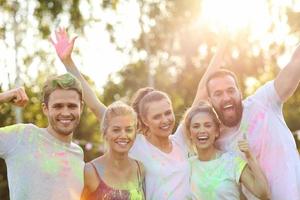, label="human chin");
[157,128,172,138]
[54,126,74,136]
[52,120,78,136]
[216,110,236,127]
[214,102,240,126]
